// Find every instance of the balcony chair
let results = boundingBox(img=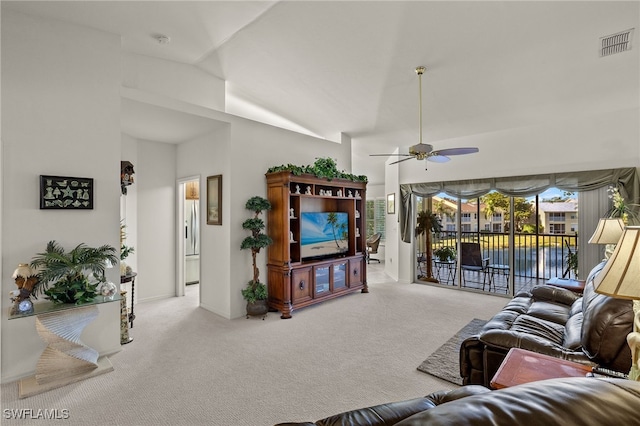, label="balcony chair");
[460,242,489,288]
[366,233,381,264]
